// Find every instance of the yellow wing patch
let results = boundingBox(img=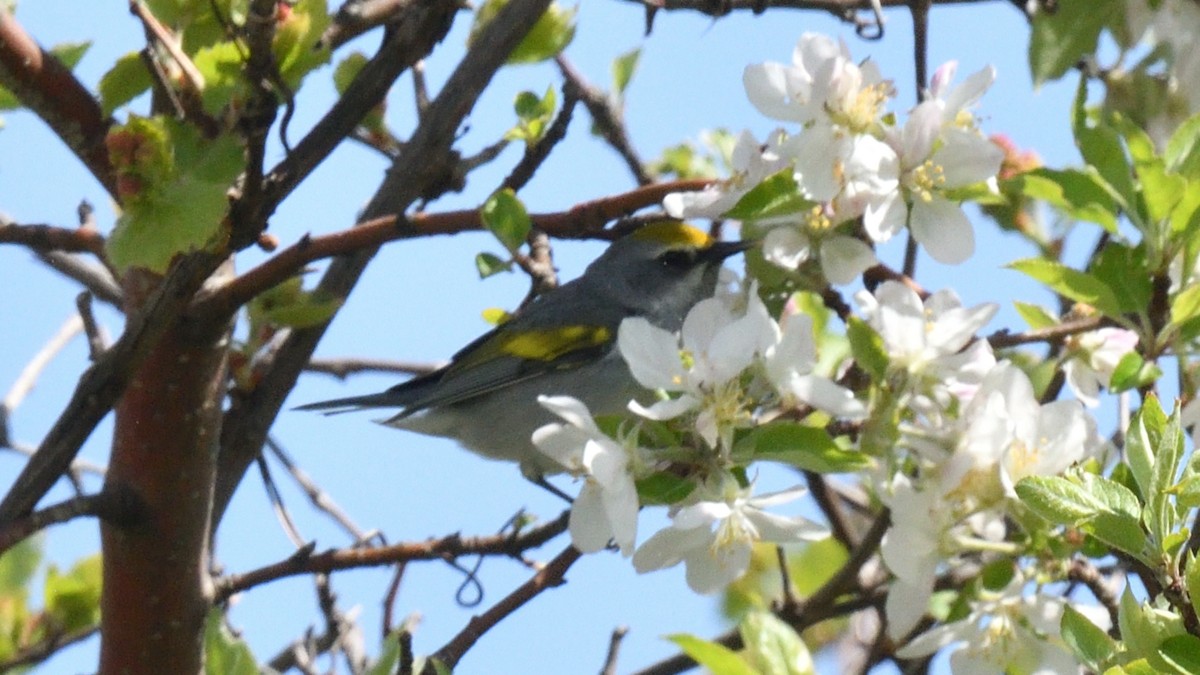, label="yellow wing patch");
[499,325,613,361]
[630,221,712,249]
